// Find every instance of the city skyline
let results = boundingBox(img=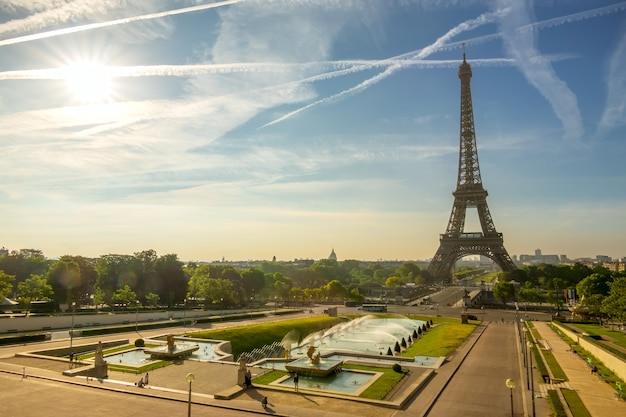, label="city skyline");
[1,1,625,262]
